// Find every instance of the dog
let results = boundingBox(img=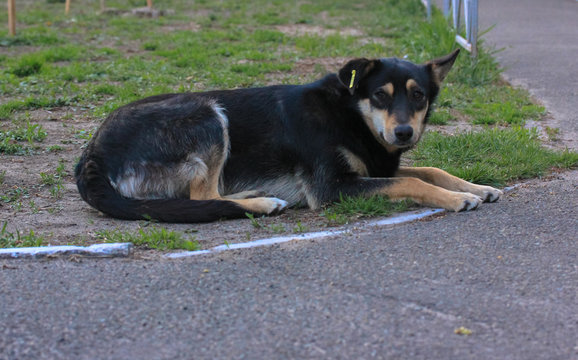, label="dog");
[75,49,502,223]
